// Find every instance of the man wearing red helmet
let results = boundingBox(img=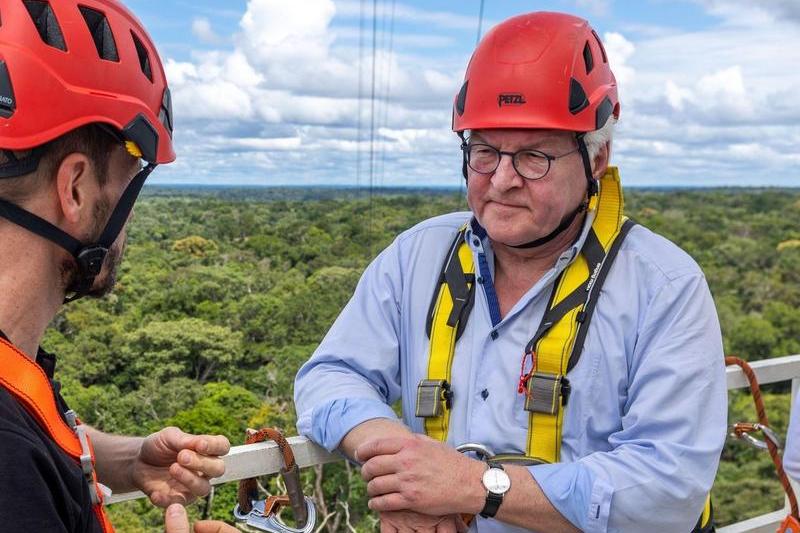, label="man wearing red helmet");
[0,2,240,532]
[296,12,727,532]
